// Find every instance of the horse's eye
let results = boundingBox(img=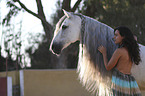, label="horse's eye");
[62,25,68,29]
